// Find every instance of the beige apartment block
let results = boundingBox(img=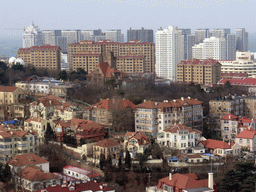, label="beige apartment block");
[0,86,25,105]
[116,55,145,73]
[93,138,120,160]
[68,39,155,73]
[176,58,221,85]
[17,45,61,71]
